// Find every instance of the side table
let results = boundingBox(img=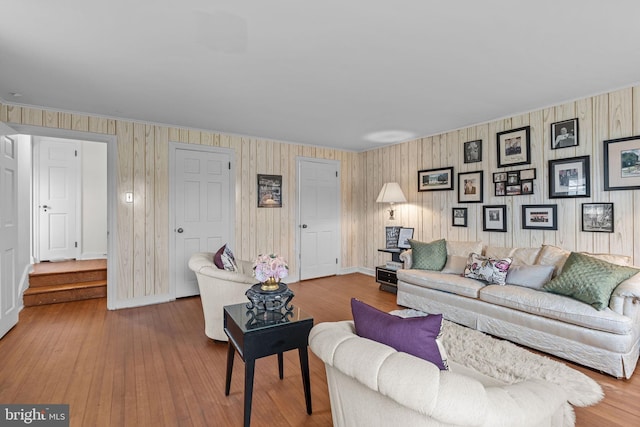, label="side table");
[223,302,314,427]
